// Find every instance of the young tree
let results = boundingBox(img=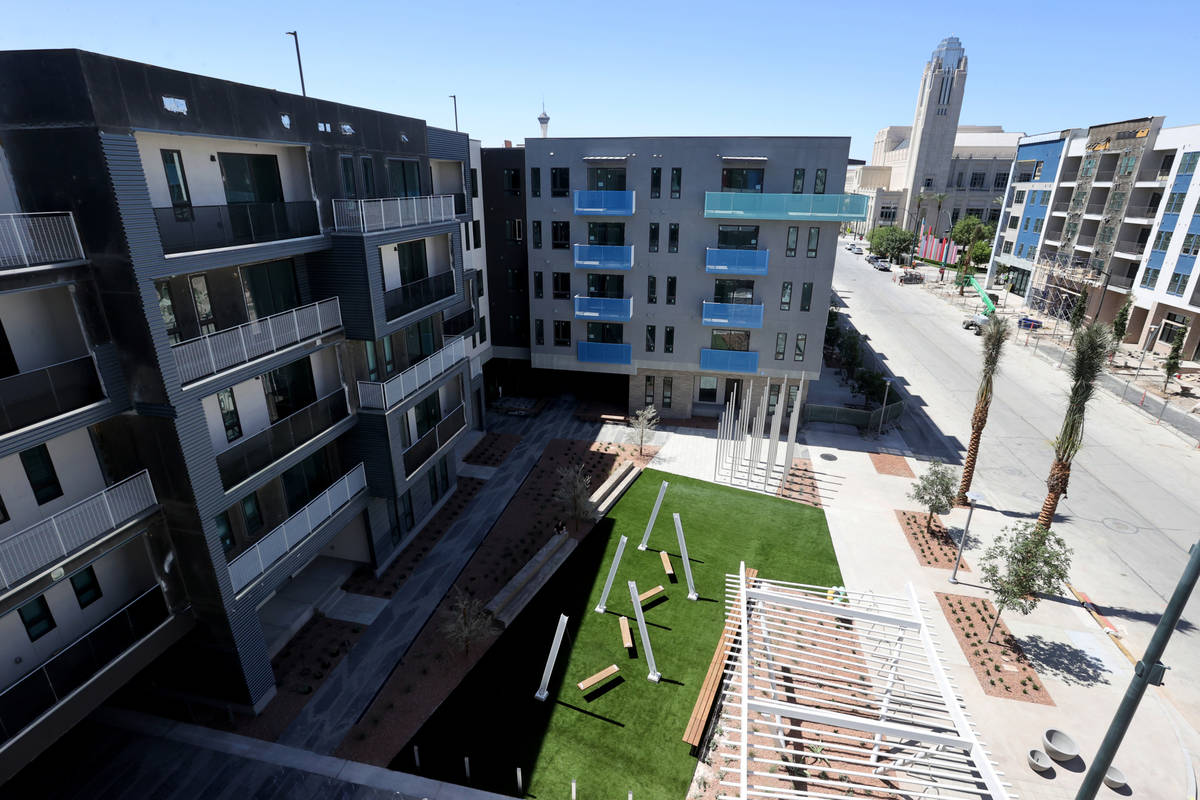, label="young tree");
[853,370,888,406]
[838,330,862,381]
[825,307,842,350]
[907,459,959,534]
[979,522,1072,642]
[866,226,917,263]
[1111,296,1133,344]
[957,316,1011,504]
[969,239,992,266]
[628,404,659,456]
[950,216,996,294]
[554,459,597,534]
[1163,324,1187,392]
[440,587,498,657]
[1068,286,1090,341]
